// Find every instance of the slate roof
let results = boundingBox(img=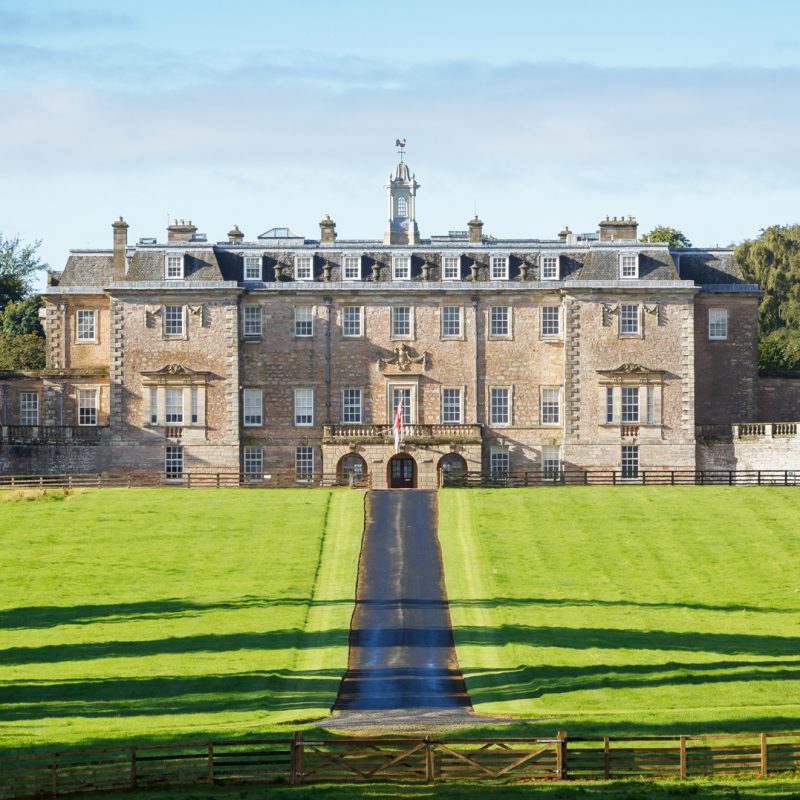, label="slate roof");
[677,250,746,284]
[126,249,225,281]
[58,253,114,287]
[567,248,679,281]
